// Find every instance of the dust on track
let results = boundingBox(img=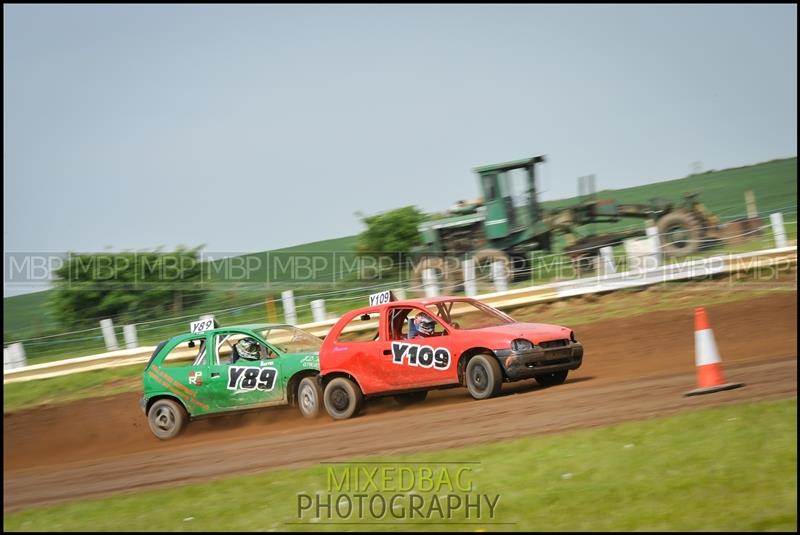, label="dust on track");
[4,292,797,511]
